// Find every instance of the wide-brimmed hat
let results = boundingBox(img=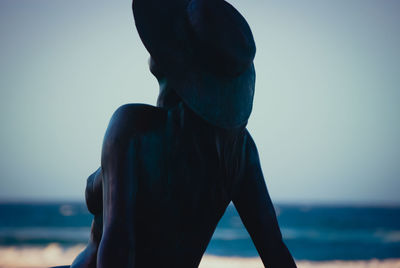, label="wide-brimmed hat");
[133,0,256,128]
